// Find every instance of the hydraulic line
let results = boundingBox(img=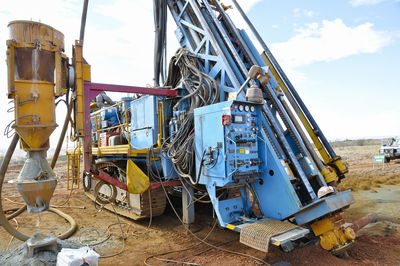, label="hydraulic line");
[211,0,258,68]
[202,1,249,80]
[262,104,317,199]
[153,0,168,86]
[51,94,73,169]
[0,135,27,241]
[231,0,337,160]
[205,0,309,165]
[280,98,324,171]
